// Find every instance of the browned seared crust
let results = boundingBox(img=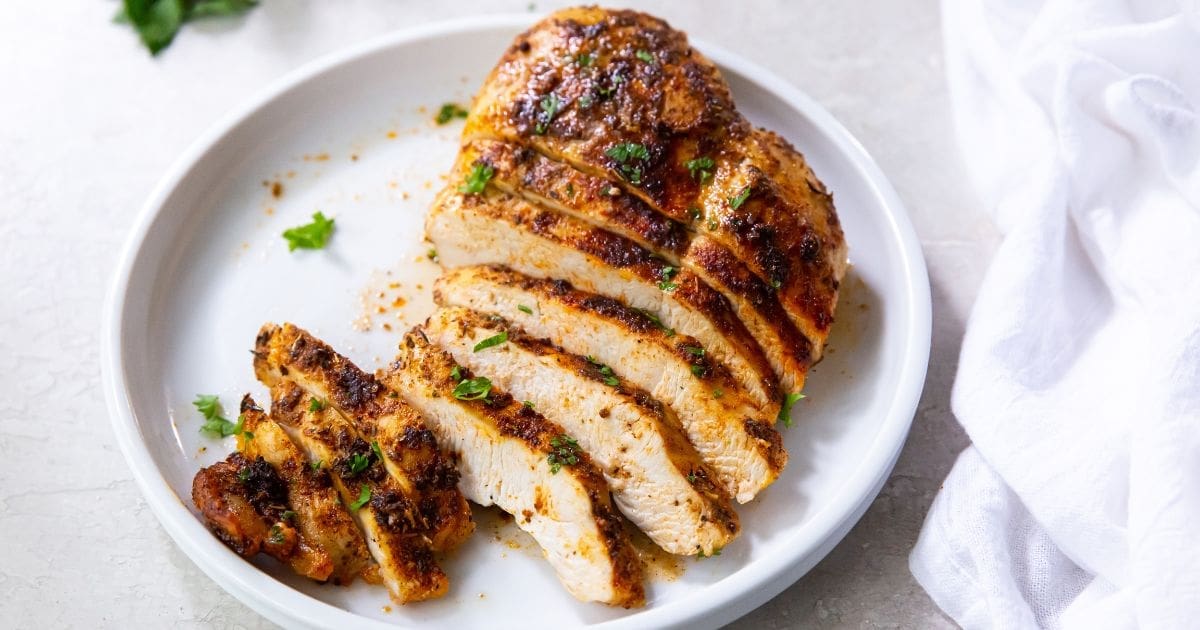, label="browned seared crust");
[427,184,779,407]
[386,330,645,608]
[236,396,374,585]
[465,137,816,391]
[464,6,847,369]
[253,323,473,553]
[270,380,448,603]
